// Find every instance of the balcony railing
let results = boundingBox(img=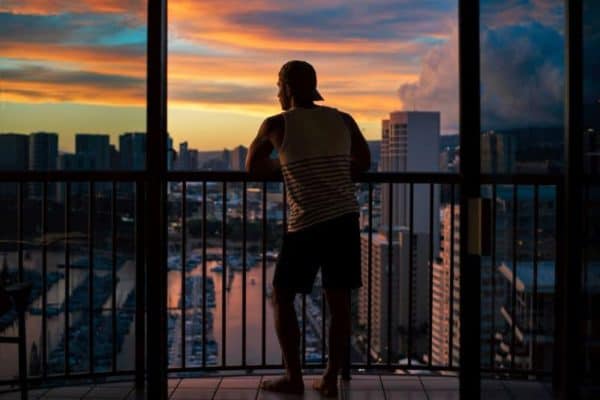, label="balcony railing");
[0,171,565,390]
